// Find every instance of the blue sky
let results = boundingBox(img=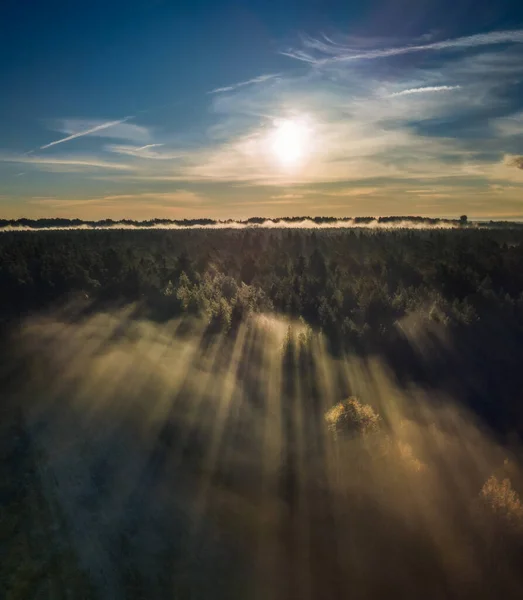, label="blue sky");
[1,0,523,219]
